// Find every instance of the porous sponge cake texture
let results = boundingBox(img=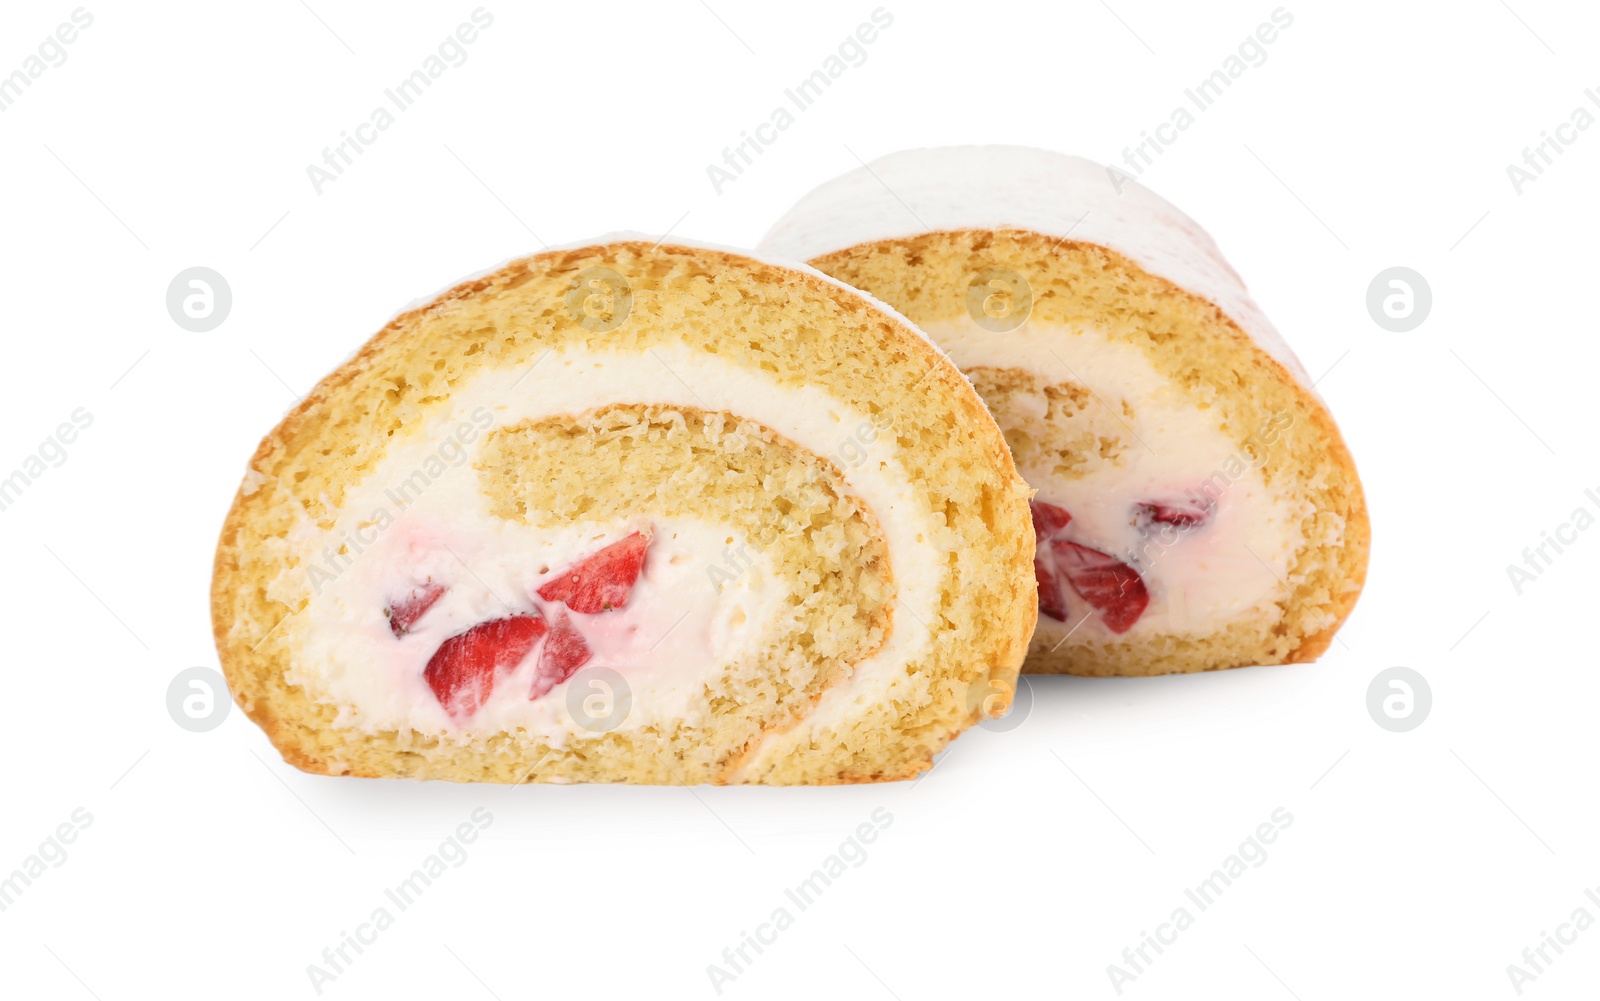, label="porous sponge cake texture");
[808,229,1369,677]
[211,242,1036,784]
[481,405,889,783]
